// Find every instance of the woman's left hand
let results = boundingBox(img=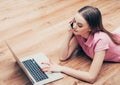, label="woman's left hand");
[41,61,63,73]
